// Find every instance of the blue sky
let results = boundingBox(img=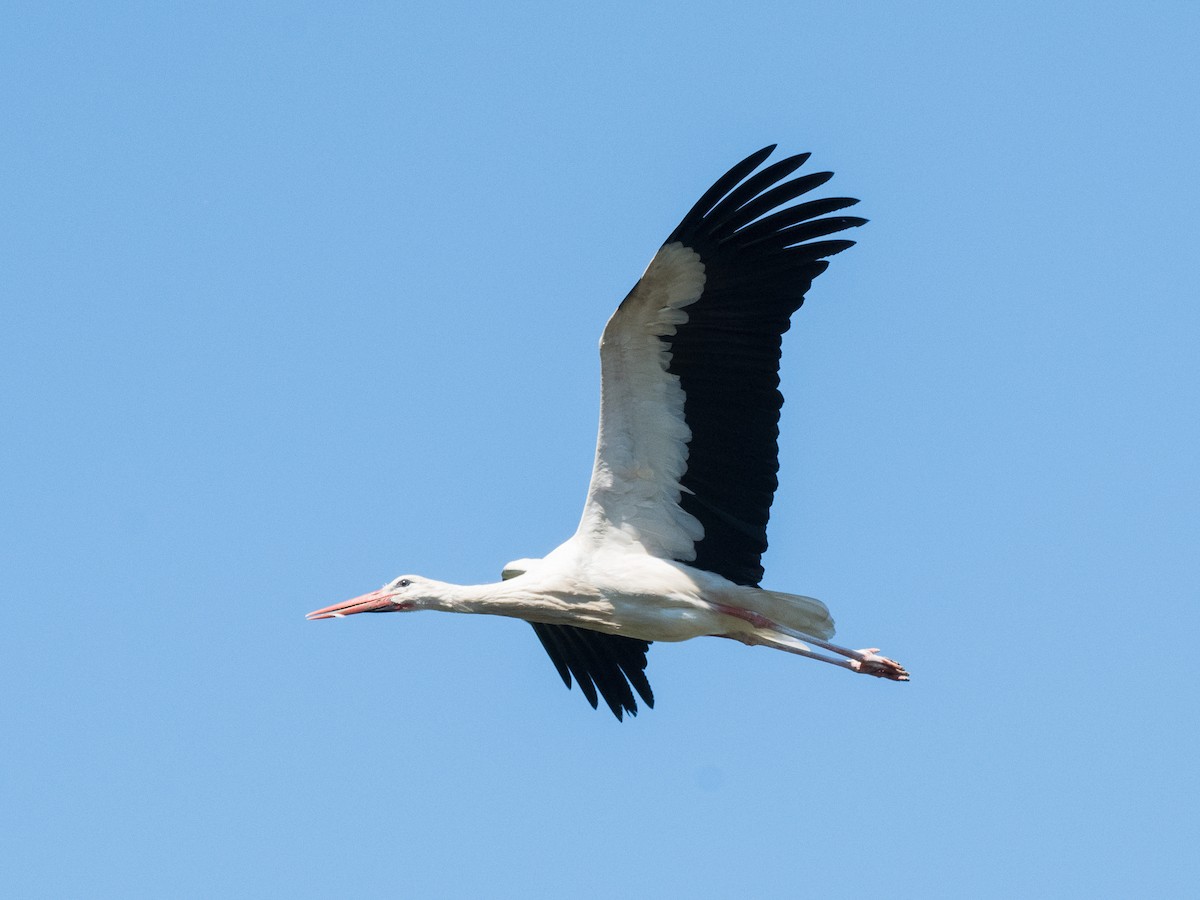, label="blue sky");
[3,2,1198,897]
